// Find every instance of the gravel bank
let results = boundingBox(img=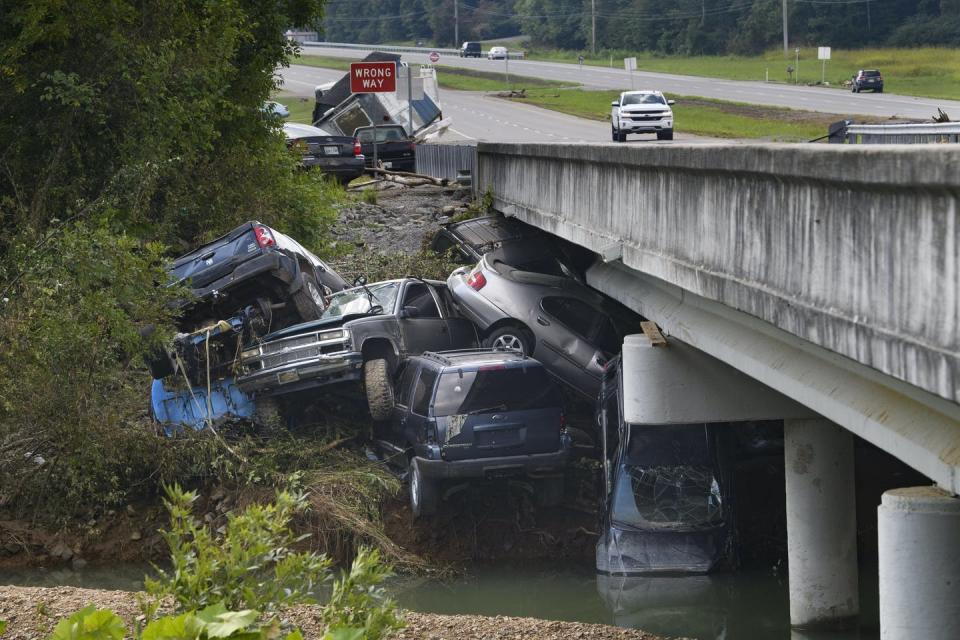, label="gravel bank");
[0,585,671,640]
